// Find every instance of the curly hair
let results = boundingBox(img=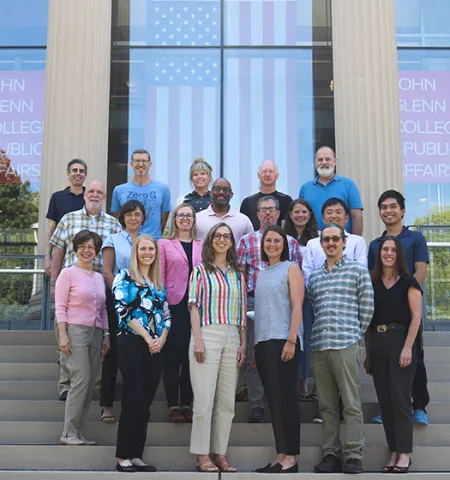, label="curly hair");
[201,222,239,273]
